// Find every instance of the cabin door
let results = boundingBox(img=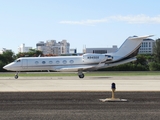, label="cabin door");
[22,59,28,69]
